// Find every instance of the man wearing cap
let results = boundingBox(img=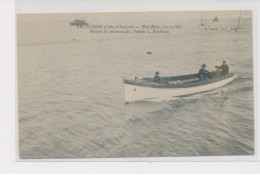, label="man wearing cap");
[212,66,220,78]
[198,64,209,80]
[153,71,161,82]
[219,61,229,76]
